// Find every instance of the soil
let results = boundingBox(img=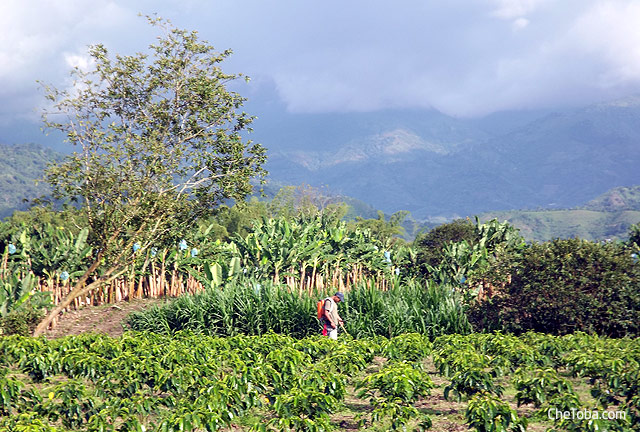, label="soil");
[44,297,167,339]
